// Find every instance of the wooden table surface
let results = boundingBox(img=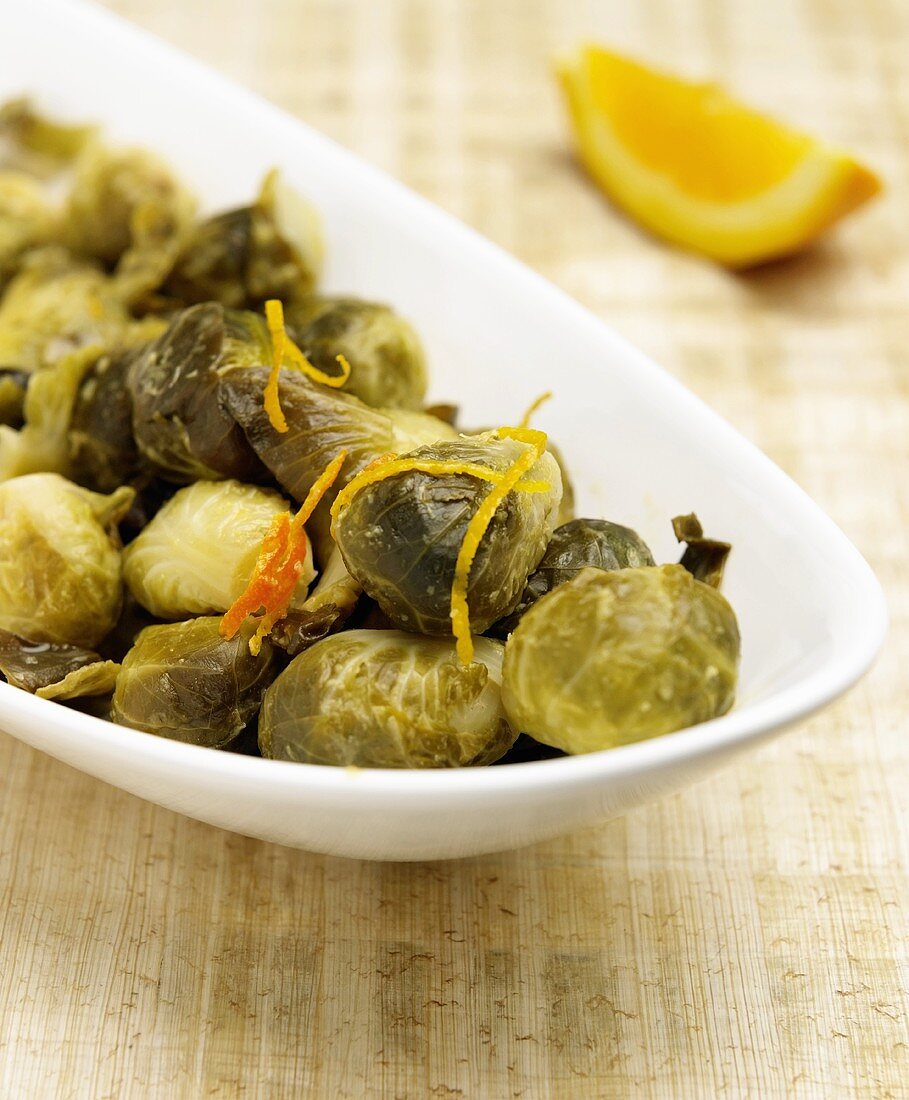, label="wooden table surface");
[2,1,907,1096]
